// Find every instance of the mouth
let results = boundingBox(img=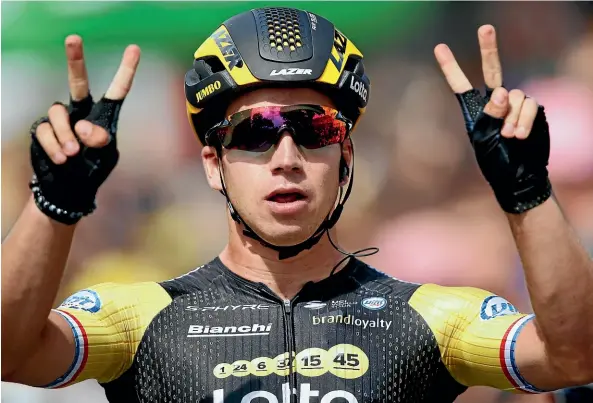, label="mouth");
[265,188,308,203]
